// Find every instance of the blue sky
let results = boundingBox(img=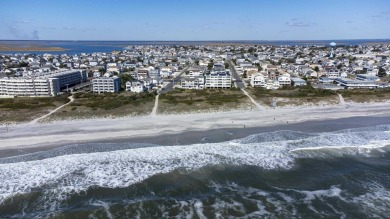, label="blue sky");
[0,0,389,41]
